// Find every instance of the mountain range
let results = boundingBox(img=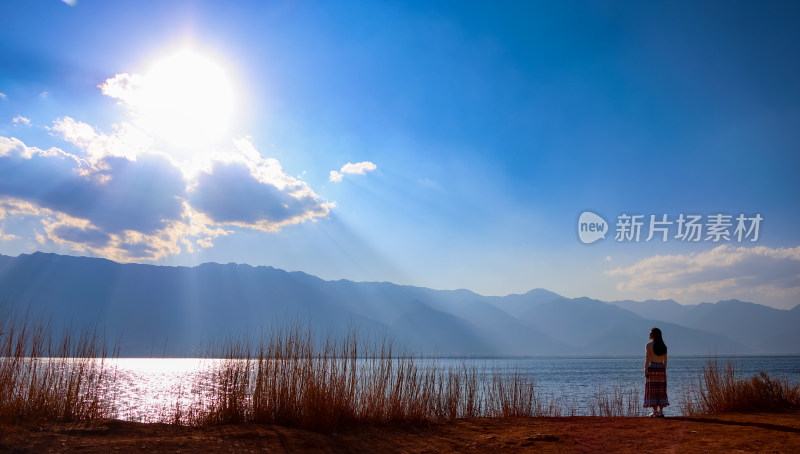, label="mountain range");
[0,252,797,356]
